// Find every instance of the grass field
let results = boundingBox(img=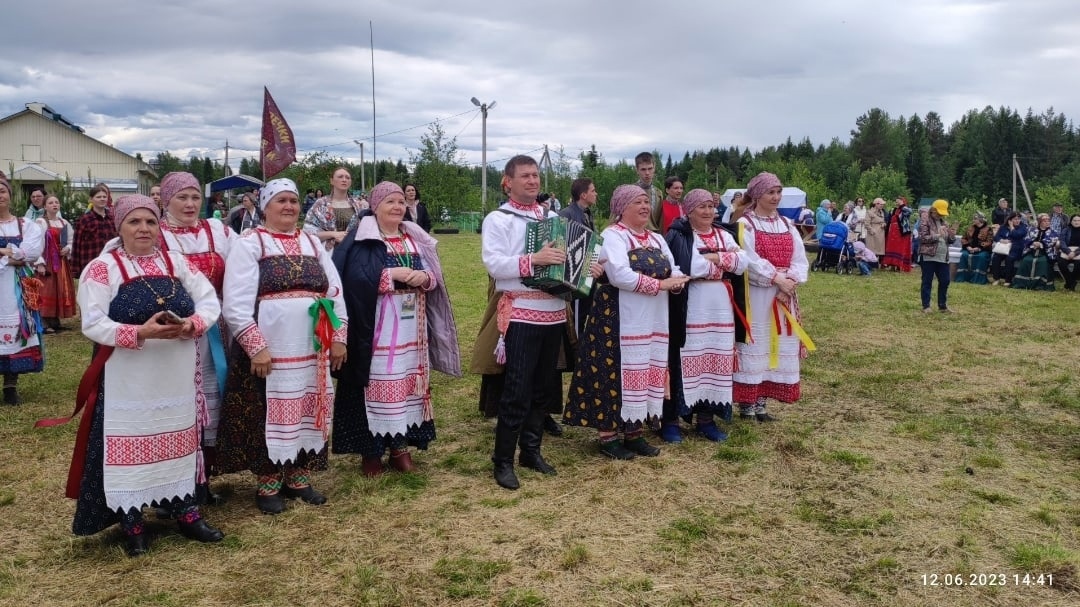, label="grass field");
[1,232,1078,607]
